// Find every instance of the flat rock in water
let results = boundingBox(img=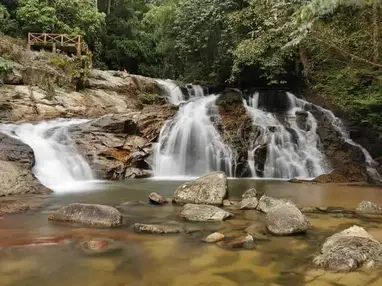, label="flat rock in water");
[356,201,381,214]
[173,172,228,205]
[266,204,310,235]
[314,226,382,271]
[179,204,233,222]
[149,192,168,205]
[48,203,122,227]
[133,223,183,234]
[202,232,225,243]
[256,195,295,213]
[239,188,259,209]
